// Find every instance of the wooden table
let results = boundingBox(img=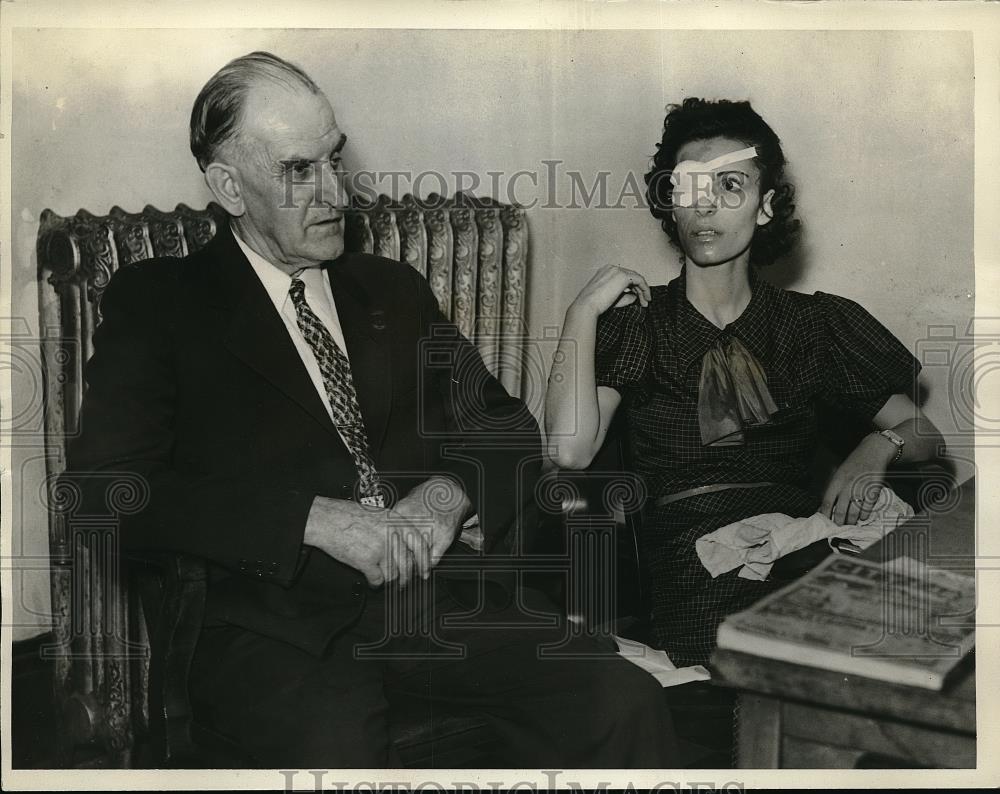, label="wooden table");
[711,477,977,768]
